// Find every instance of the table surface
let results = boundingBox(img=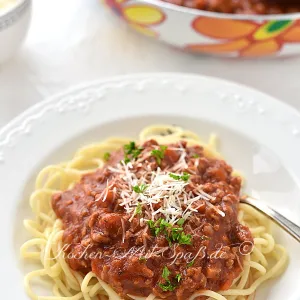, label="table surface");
[1,0,300,129]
